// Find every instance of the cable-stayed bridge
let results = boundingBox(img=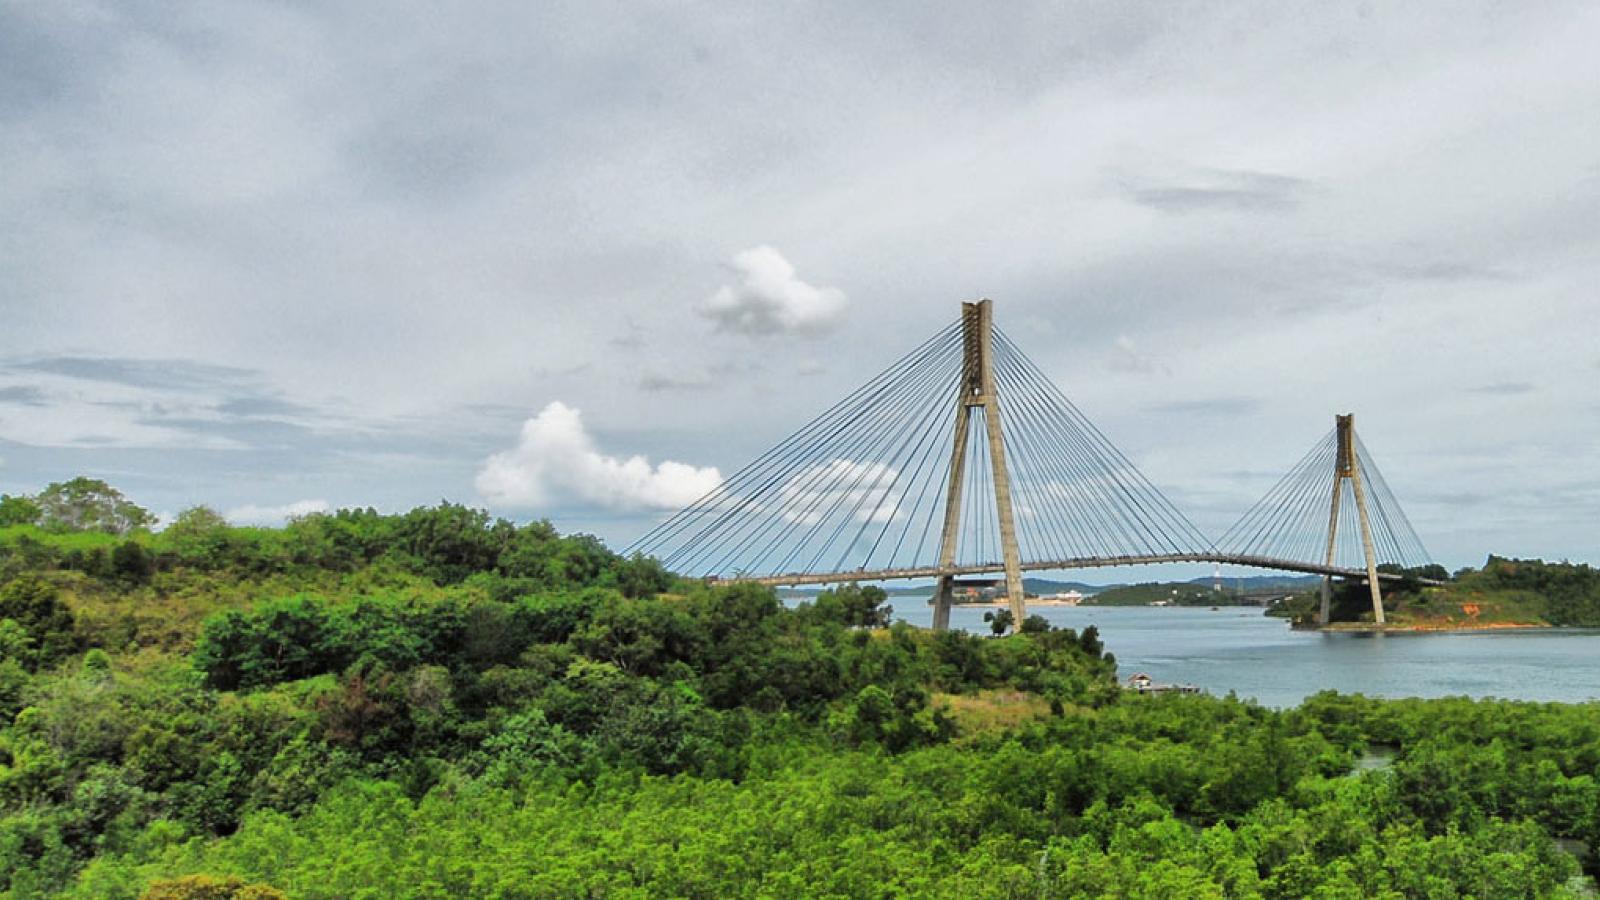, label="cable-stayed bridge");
[631,300,1435,630]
